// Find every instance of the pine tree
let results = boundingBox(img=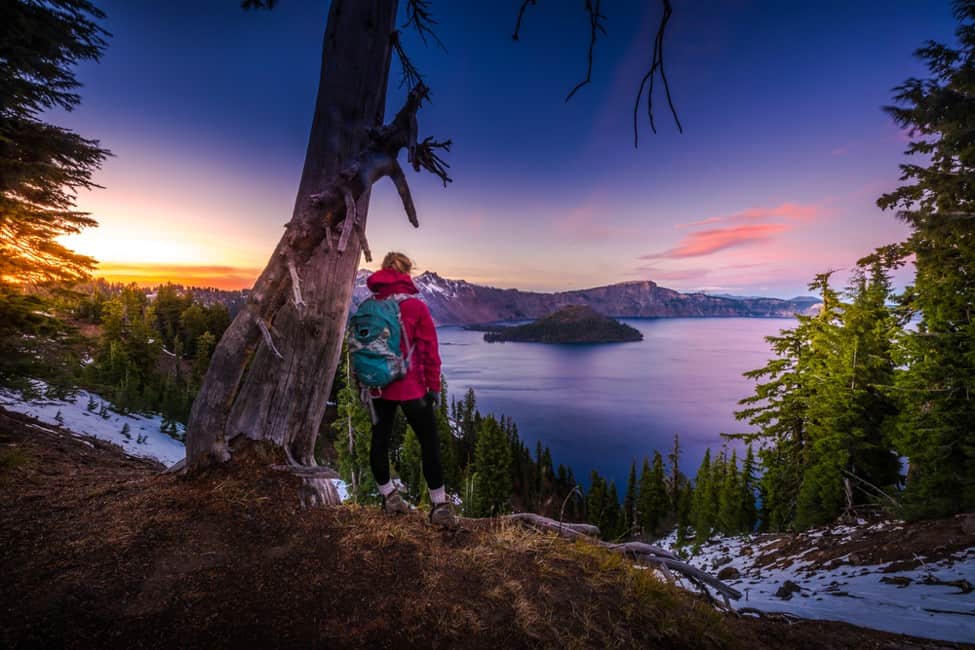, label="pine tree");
[740,445,758,532]
[795,272,850,528]
[435,379,460,493]
[732,315,813,531]
[457,387,478,468]
[398,426,427,504]
[638,451,669,537]
[471,415,512,516]
[692,449,714,543]
[623,460,638,533]
[331,347,376,503]
[675,481,694,546]
[586,471,609,533]
[666,433,685,512]
[876,1,975,518]
[717,449,742,535]
[797,260,903,527]
[606,482,623,540]
[1,0,109,285]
